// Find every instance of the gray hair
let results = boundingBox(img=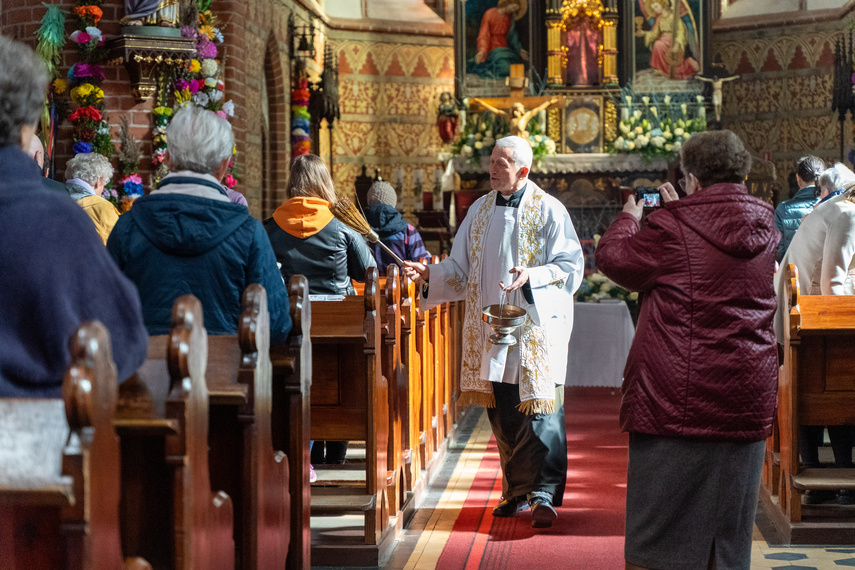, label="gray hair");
[166,106,234,174]
[494,136,533,170]
[0,35,49,148]
[65,152,114,185]
[818,163,855,193]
